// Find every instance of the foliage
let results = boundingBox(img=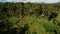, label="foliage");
[0,2,60,34]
